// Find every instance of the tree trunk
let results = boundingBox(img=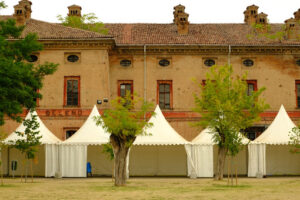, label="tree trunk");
[110,134,133,186]
[215,146,228,180]
[31,159,33,183]
[1,162,3,186]
[25,158,28,183]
